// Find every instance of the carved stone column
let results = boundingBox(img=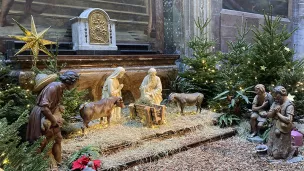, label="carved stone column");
[147,0,156,37]
[155,0,165,53]
[183,0,212,57]
[293,0,303,60]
